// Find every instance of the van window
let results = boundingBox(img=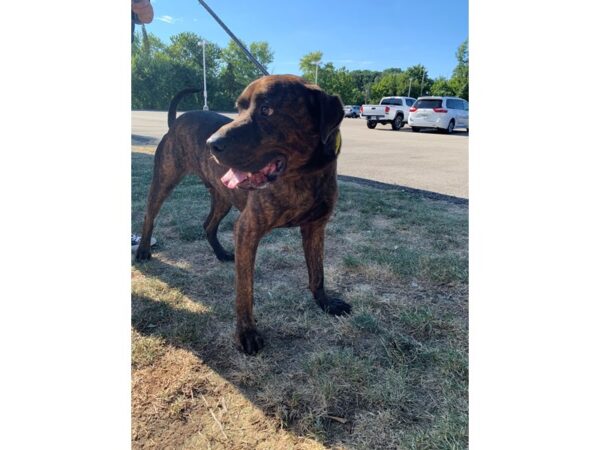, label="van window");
[414,99,442,109]
[406,99,415,107]
[447,99,462,110]
[463,101,469,111]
